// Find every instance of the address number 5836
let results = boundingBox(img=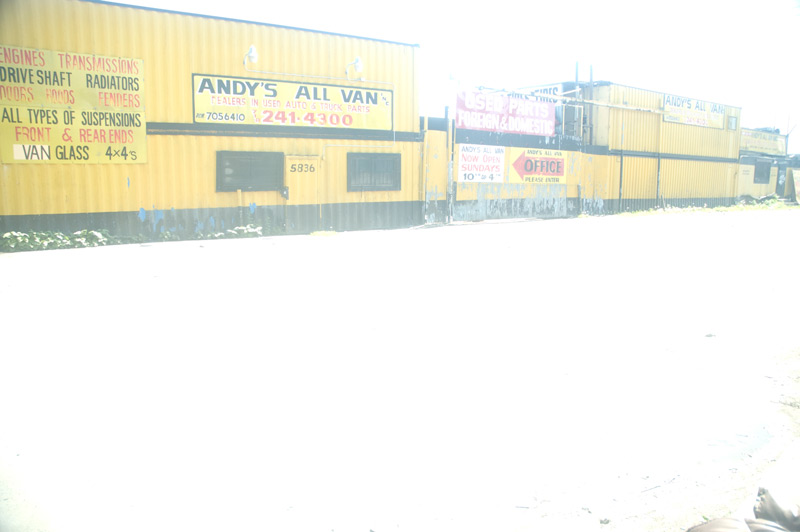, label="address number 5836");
[290,163,315,173]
